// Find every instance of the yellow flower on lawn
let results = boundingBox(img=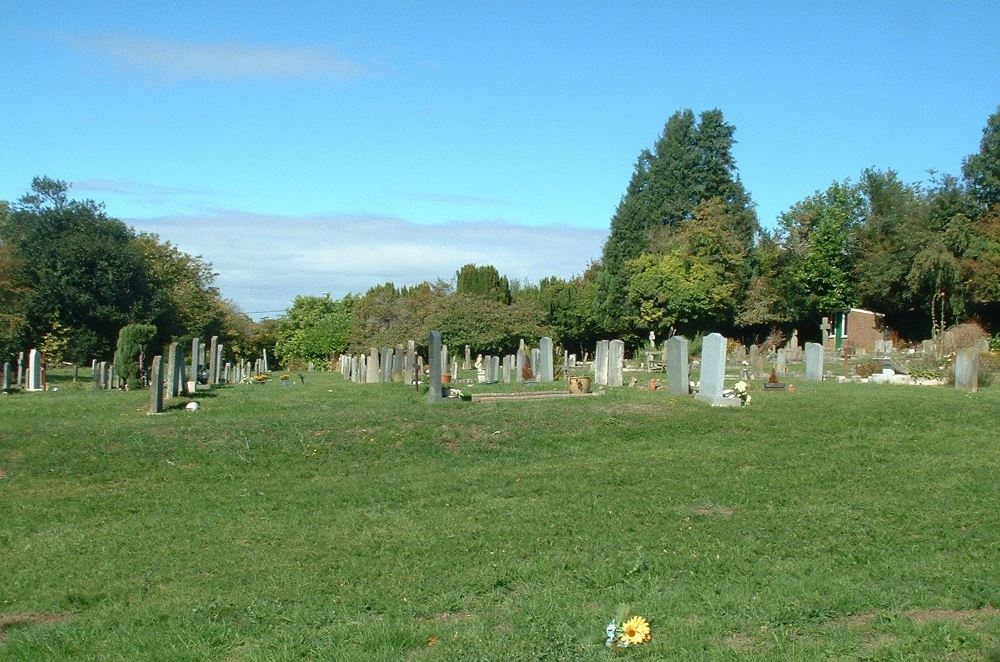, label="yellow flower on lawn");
[620,615,651,644]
